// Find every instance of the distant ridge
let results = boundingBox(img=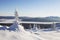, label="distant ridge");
[0,16,60,22]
